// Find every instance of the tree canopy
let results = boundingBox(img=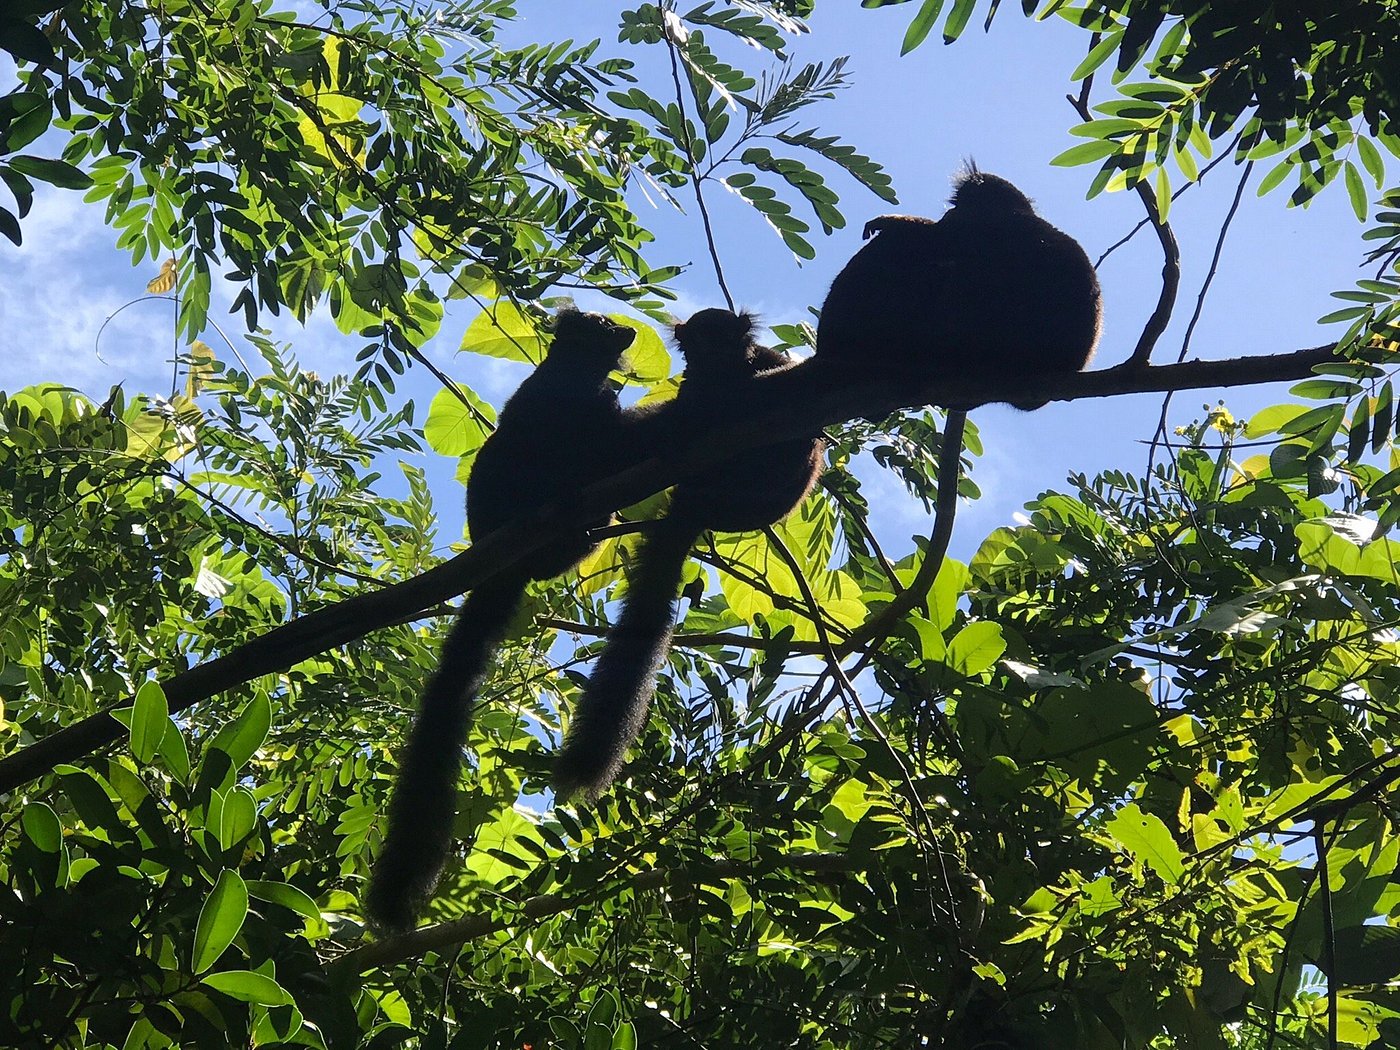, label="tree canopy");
[3,1,1400,1047]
